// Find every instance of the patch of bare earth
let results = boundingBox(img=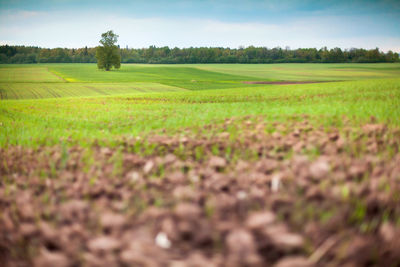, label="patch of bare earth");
[1,117,400,266]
